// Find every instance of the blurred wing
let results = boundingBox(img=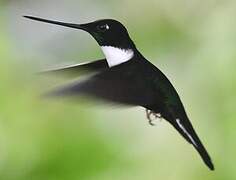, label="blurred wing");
[40,59,108,76]
[47,65,154,106]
